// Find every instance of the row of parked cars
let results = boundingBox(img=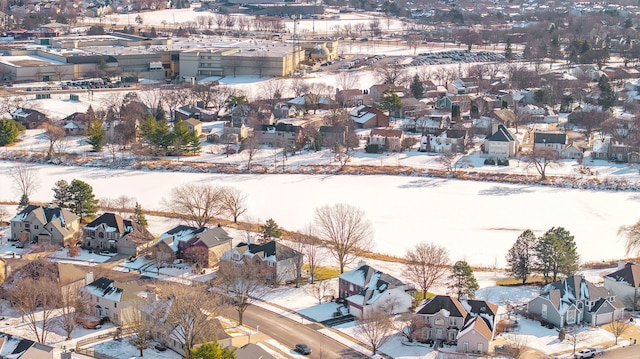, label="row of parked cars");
[25,79,132,92]
[337,54,385,70]
[400,50,520,67]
